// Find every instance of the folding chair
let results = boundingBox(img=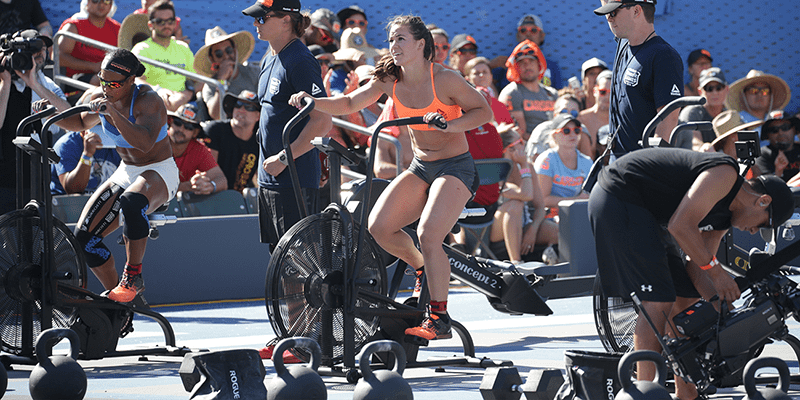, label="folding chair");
[179,190,248,217]
[457,158,513,258]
